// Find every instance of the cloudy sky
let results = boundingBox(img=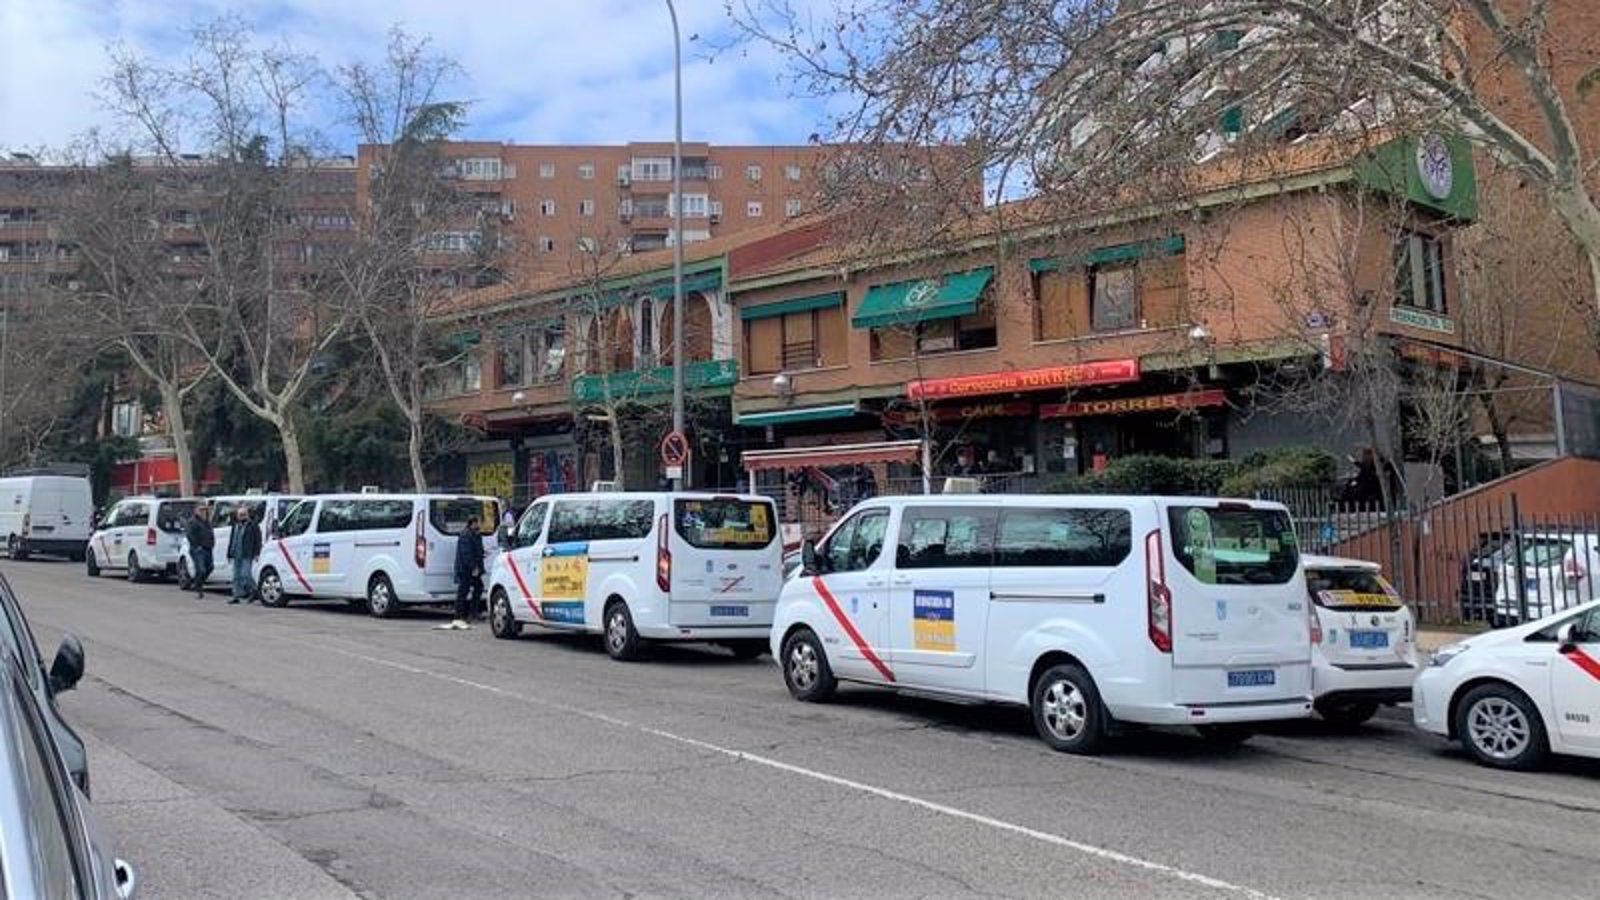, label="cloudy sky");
[0,0,839,155]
